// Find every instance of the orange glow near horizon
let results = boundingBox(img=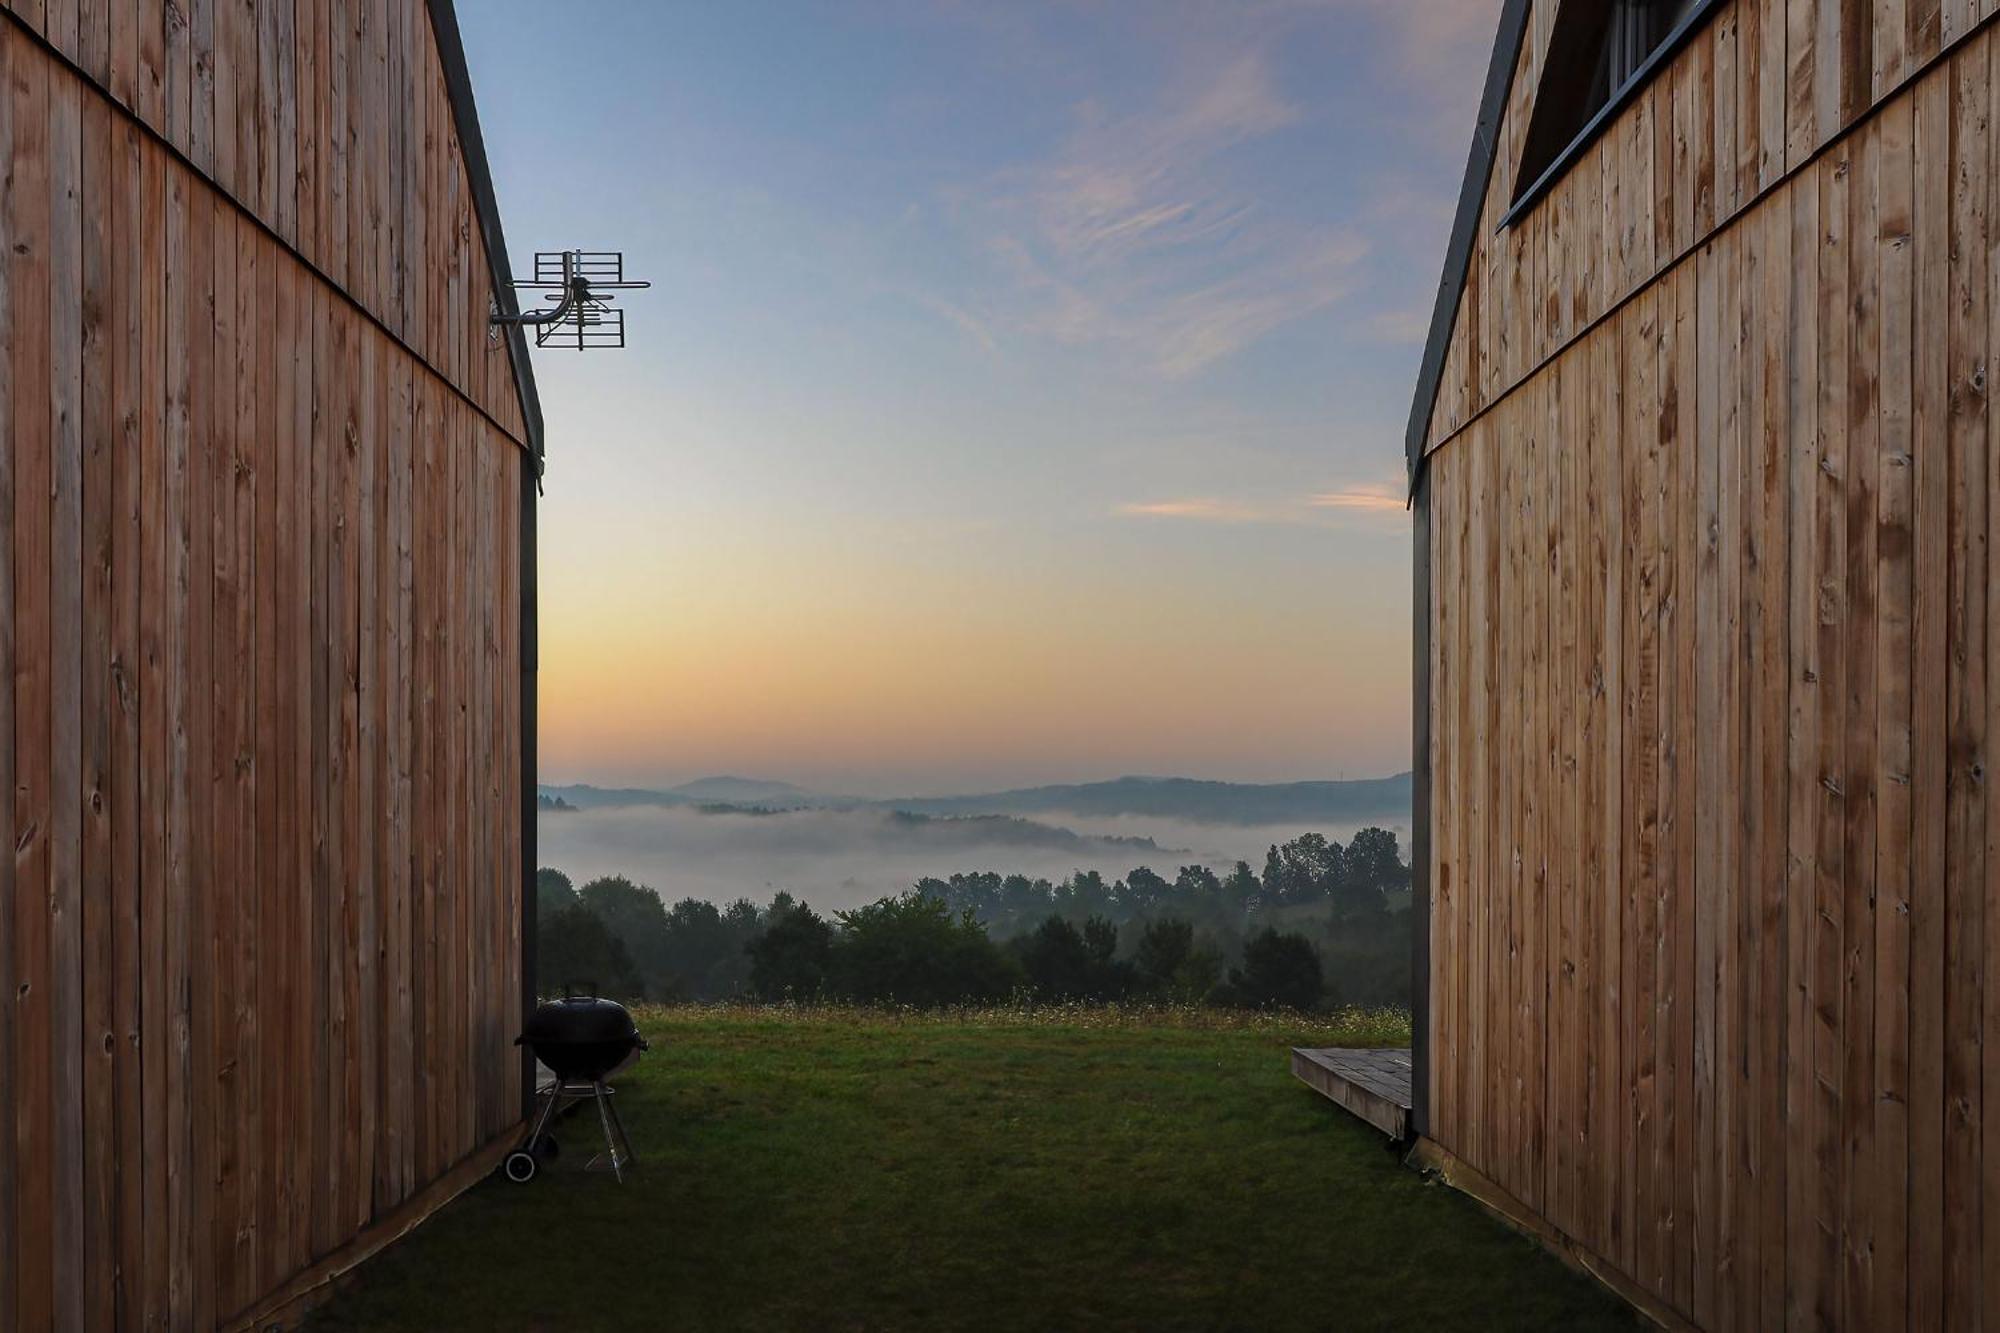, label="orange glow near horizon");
[533,527,1412,794]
